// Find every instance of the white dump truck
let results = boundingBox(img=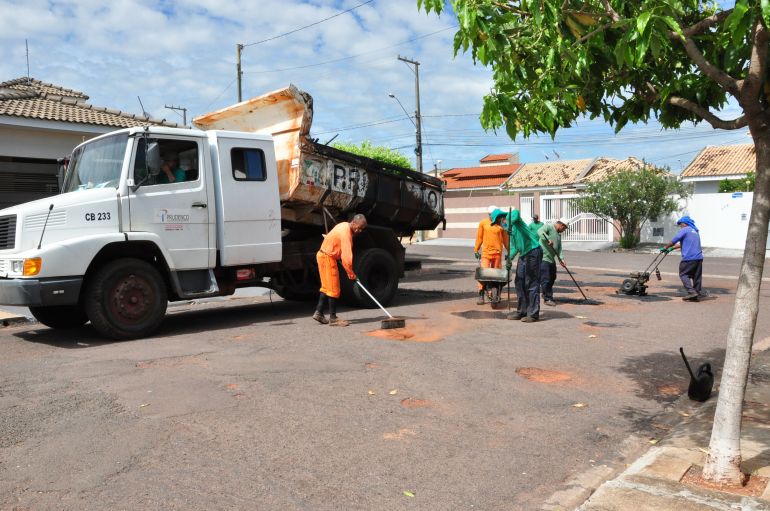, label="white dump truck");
[0,85,444,339]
